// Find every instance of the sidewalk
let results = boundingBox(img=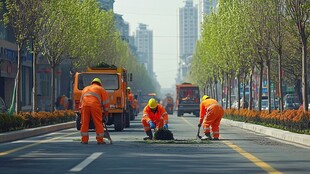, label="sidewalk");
[221,119,310,147]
